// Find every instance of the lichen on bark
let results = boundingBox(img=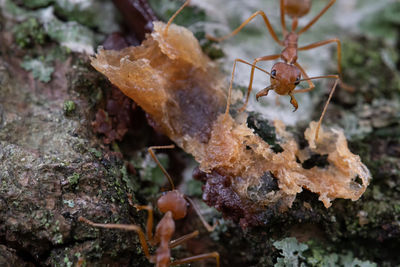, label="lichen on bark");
[0,7,149,265]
